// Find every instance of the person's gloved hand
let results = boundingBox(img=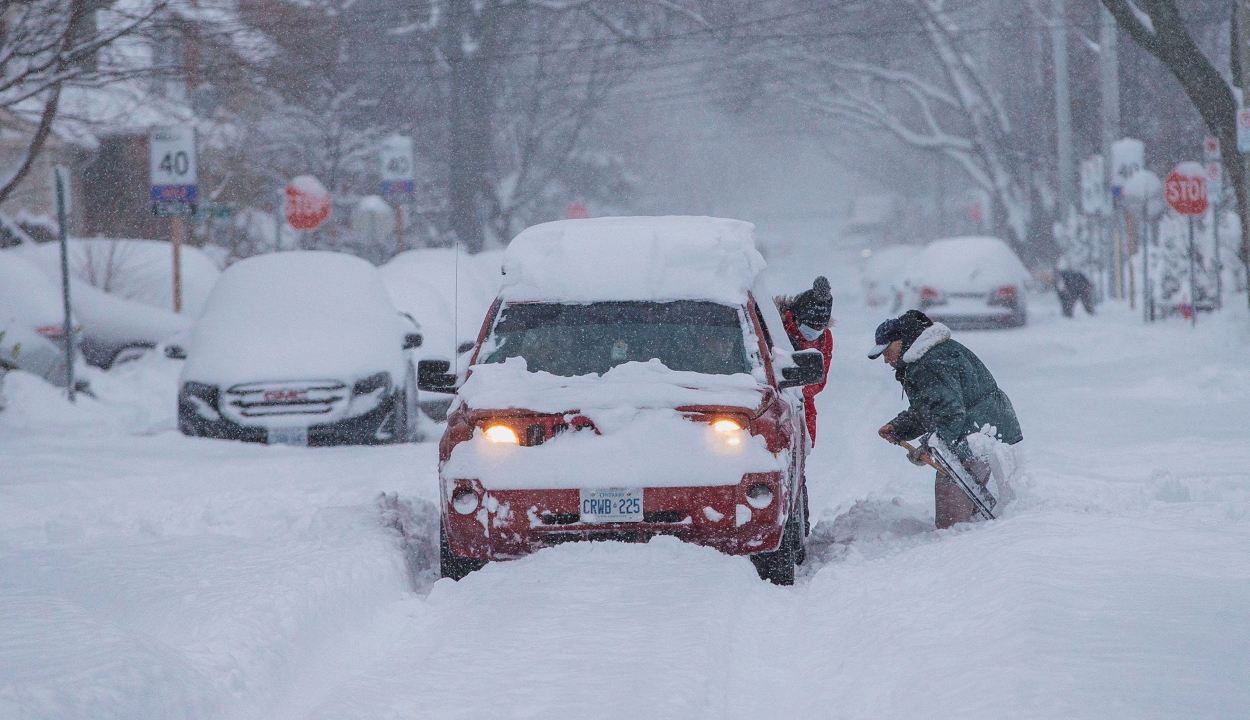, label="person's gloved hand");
[878,423,898,444]
[906,445,928,466]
